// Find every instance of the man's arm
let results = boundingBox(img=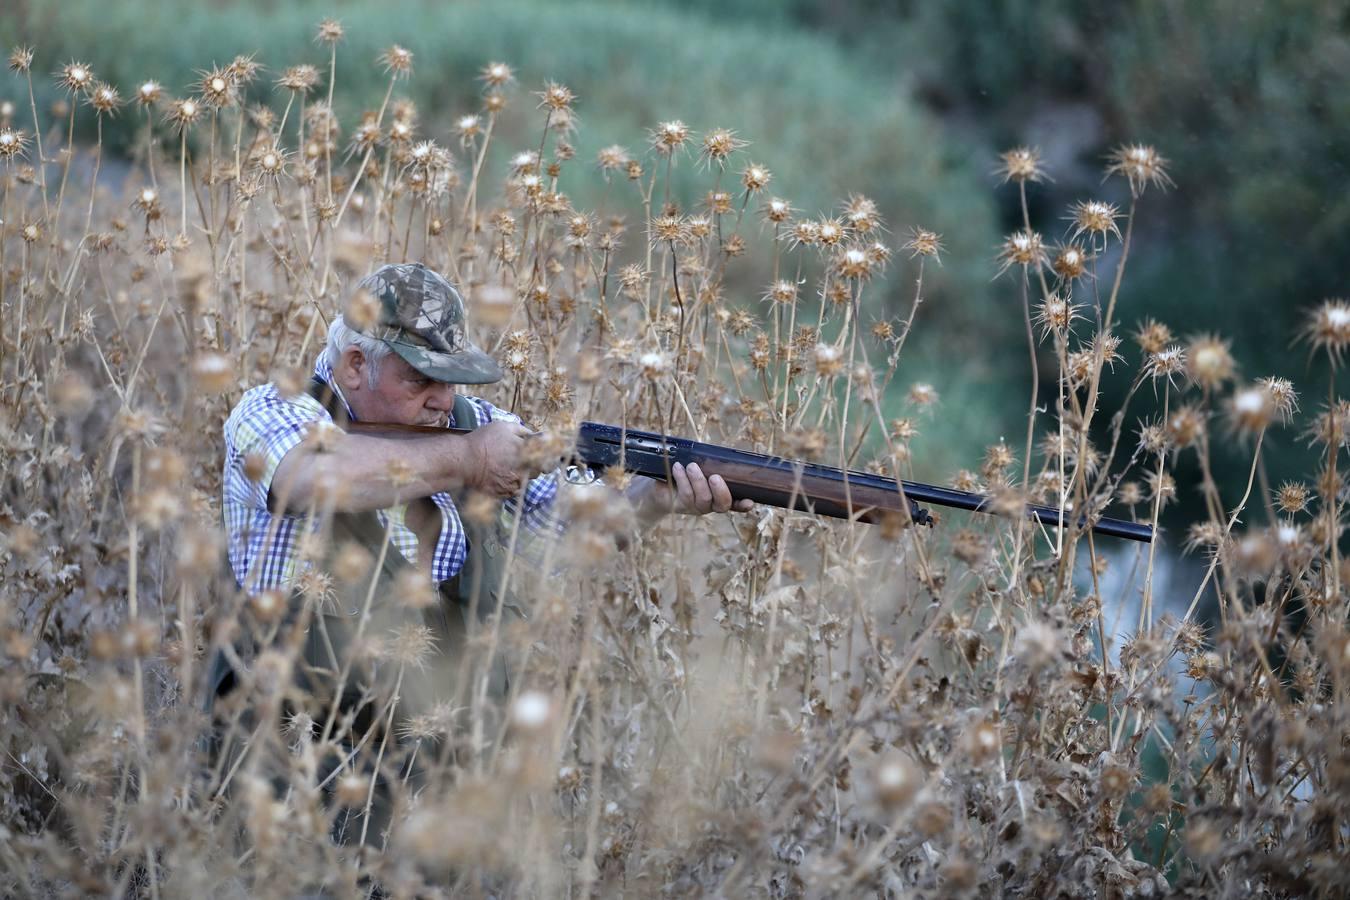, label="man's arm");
[269,420,532,513]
